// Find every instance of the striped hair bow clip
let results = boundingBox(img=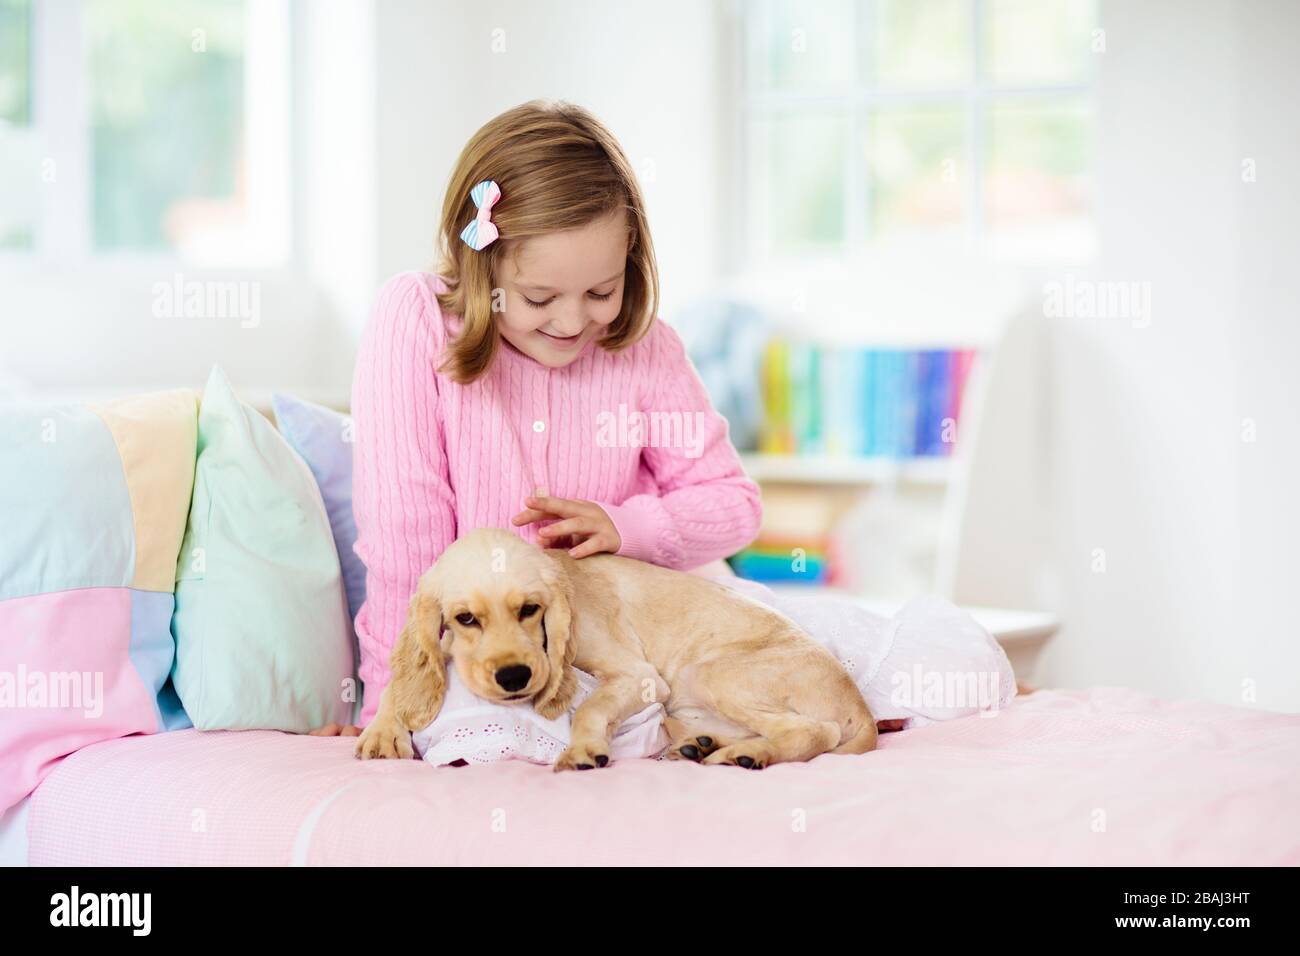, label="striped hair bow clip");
[459,179,502,251]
